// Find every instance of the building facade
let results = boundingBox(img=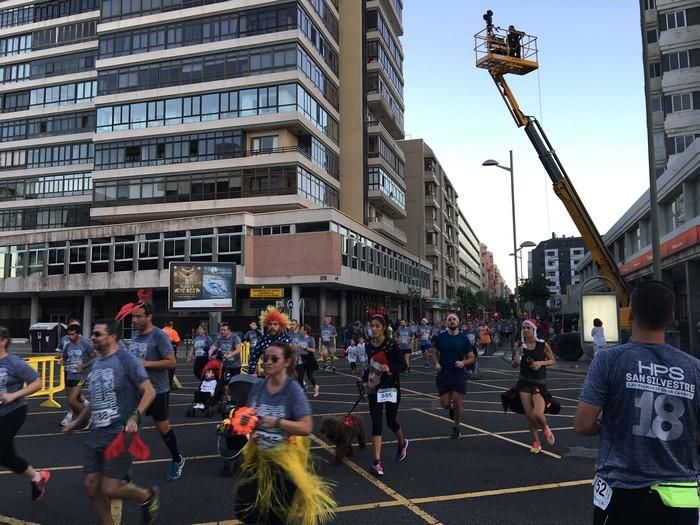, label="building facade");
[479,243,506,299]
[0,0,432,337]
[457,208,482,293]
[530,234,585,296]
